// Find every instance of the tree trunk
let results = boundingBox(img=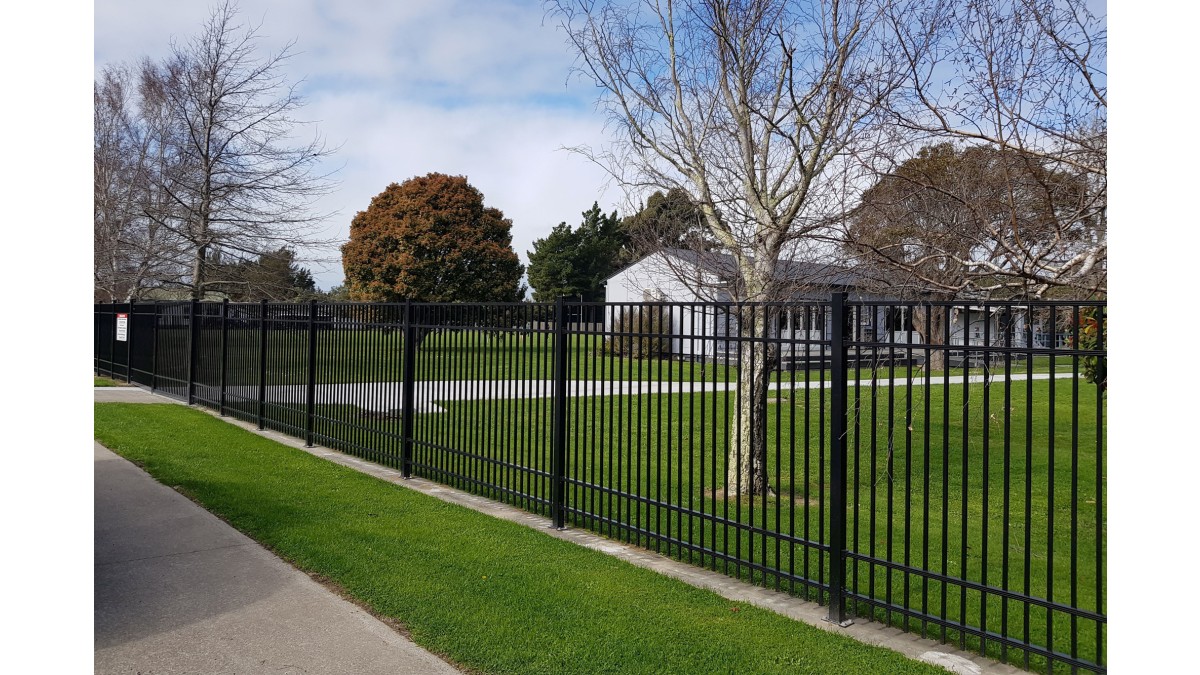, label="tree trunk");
[726,304,771,497]
[191,242,207,301]
[913,304,948,371]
